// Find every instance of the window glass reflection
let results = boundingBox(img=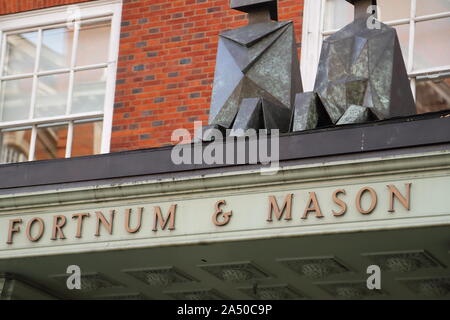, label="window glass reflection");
[378,0,410,21]
[0,128,31,164]
[414,17,450,71]
[76,20,111,66]
[40,27,74,71]
[34,124,68,160]
[3,32,38,75]
[72,120,103,157]
[416,76,450,114]
[416,0,450,17]
[35,73,70,118]
[394,24,410,65]
[1,78,33,122]
[72,68,107,114]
